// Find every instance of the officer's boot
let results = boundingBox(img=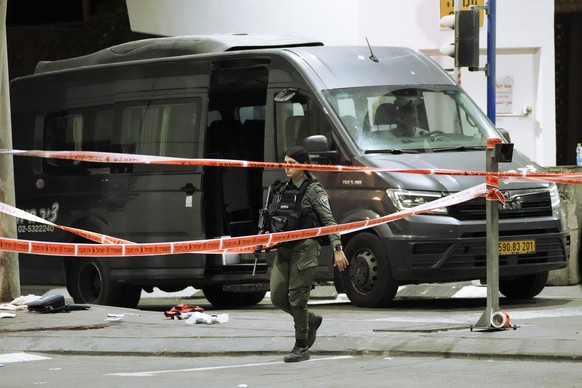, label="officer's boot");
[284,339,310,363]
[307,313,323,348]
